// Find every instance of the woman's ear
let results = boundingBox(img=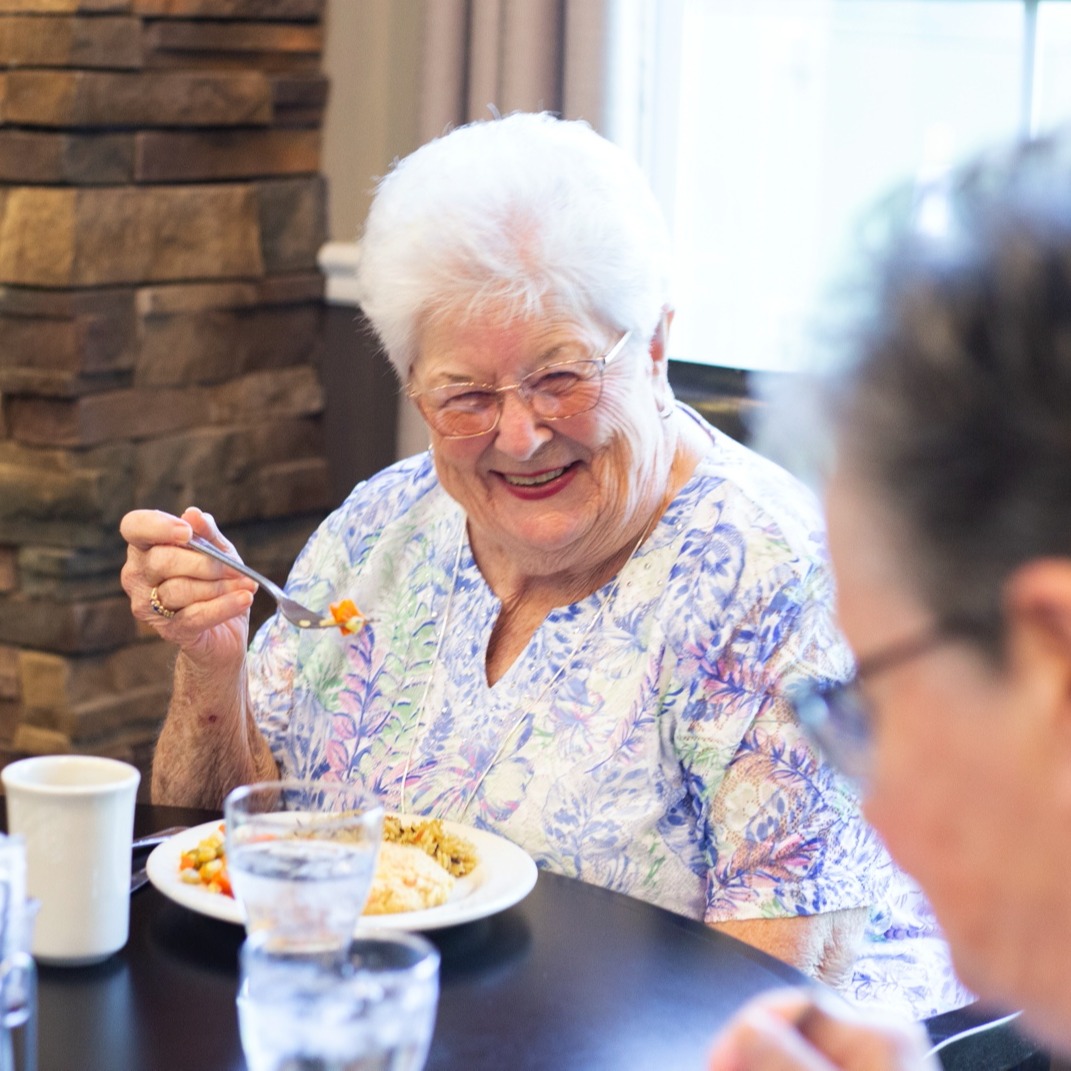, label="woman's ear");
[1003,560,1071,798]
[648,306,675,370]
[1004,560,1071,661]
[649,307,675,412]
